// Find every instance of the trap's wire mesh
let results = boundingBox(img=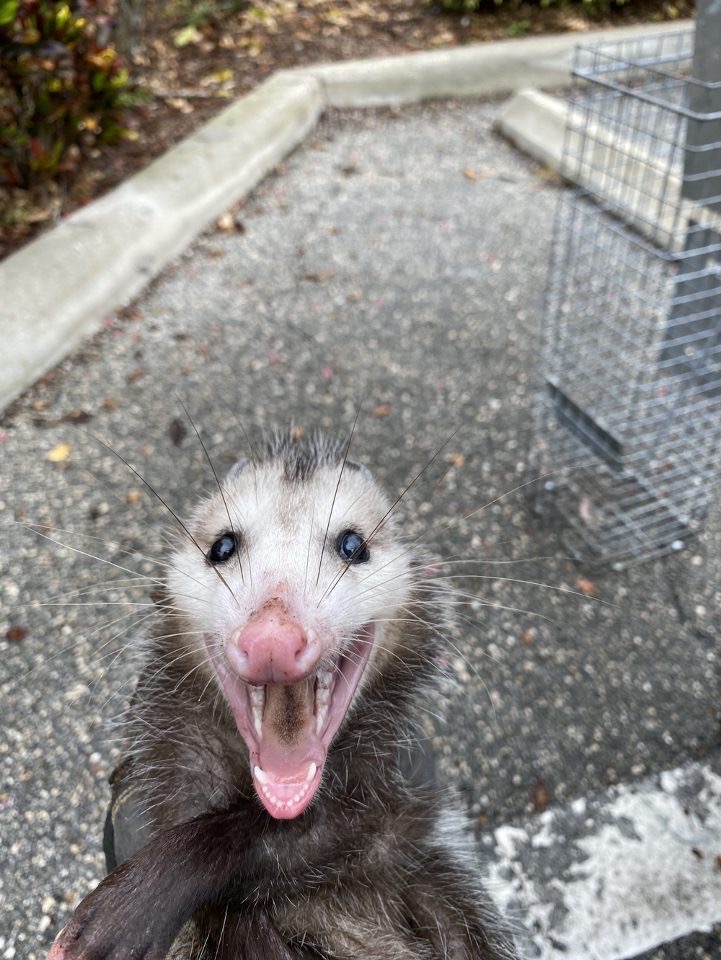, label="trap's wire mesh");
[531,28,721,567]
